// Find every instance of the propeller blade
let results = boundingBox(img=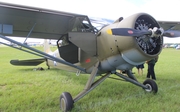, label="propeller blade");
[163,30,180,38]
[107,28,152,37]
